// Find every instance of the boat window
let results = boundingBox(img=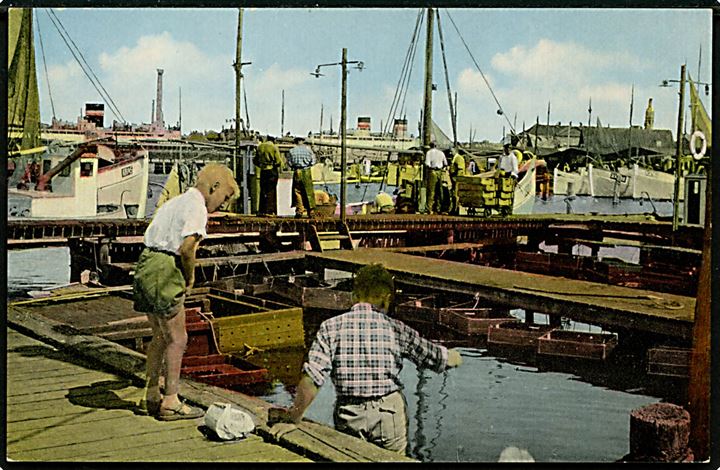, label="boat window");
[80,161,94,177]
